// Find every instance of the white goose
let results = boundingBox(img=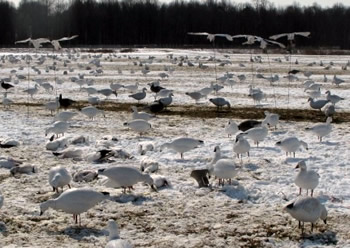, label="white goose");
[45,136,69,151]
[40,188,109,225]
[123,119,151,135]
[0,156,23,169]
[275,137,308,157]
[209,145,224,165]
[80,106,105,120]
[325,90,344,105]
[305,117,332,142]
[105,220,133,248]
[54,111,78,122]
[98,166,156,193]
[45,121,69,137]
[208,159,238,186]
[263,111,280,130]
[224,119,239,137]
[128,87,147,103]
[49,166,72,193]
[243,119,268,147]
[209,97,231,110]
[233,133,251,159]
[294,161,319,197]
[131,106,155,121]
[284,196,327,233]
[160,137,204,159]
